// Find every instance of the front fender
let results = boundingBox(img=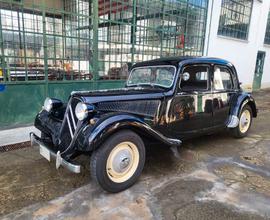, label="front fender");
[86,114,181,151]
[227,92,257,128]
